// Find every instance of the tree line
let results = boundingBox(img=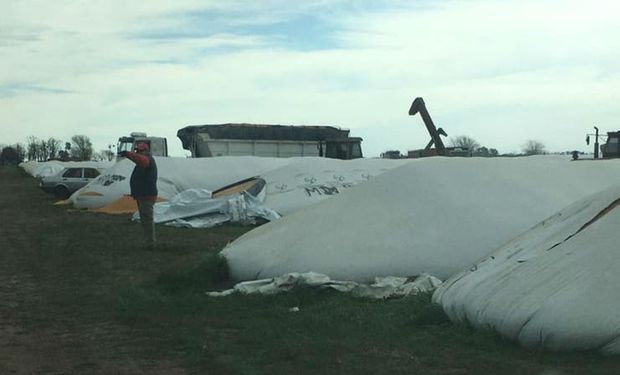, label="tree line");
[0,134,113,166]
[381,136,548,159]
[449,136,546,156]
